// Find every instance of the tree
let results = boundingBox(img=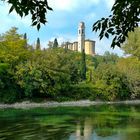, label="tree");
[53,38,58,48]
[93,0,140,48]
[48,41,53,48]
[23,33,28,49]
[36,37,41,50]
[2,27,22,45]
[3,0,53,30]
[103,51,119,64]
[92,52,119,69]
[81,49,86,80]
[122,28,140,60]
[0,28,31,102]
[117,57,140,99]
[0,27,28,67]
[93,64,131,101]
